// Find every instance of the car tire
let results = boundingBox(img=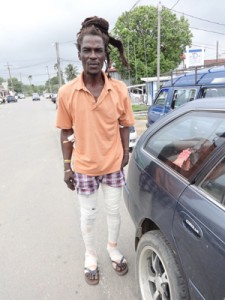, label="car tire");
[136,230,189,300]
